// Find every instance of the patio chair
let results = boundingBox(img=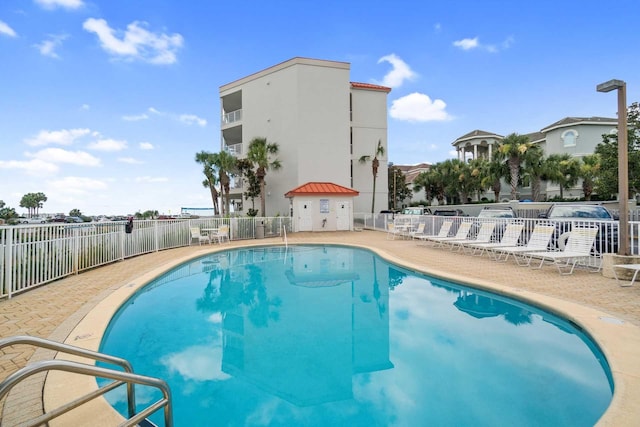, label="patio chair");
[210,225,230,244]
[190,227,210,245]
[612,264,640,287]
[523,227,599,275]
[415,220,453,245]
[465,223,524,257]
[448,222,496,252]
[491,224,555,265]
[387,222,403,240]
[421,221,472,248]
